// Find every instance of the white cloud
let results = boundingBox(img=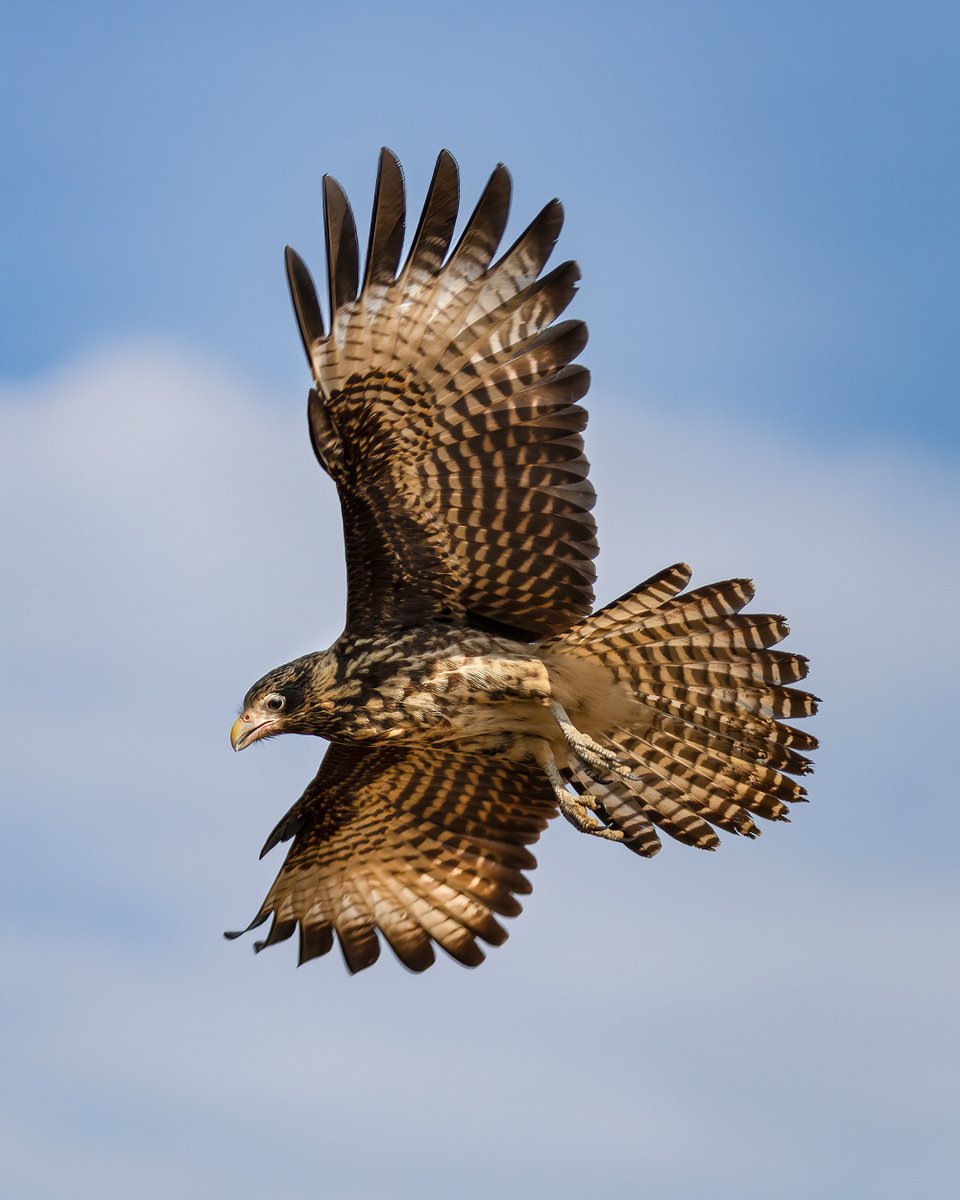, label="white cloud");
[1,345,957,1199]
